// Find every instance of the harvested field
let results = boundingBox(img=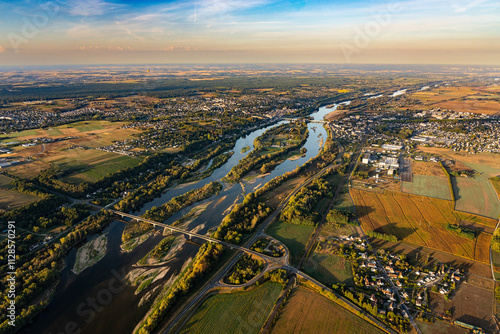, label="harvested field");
[428,280,496,333]
[271,287,385,334]
[402,175,452,200]
[453,176,500,219]
[412,160,447,177]
[410,86,500,115]
[350,189,492,263]
[180,282,282,334]
[370,239,493,278]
